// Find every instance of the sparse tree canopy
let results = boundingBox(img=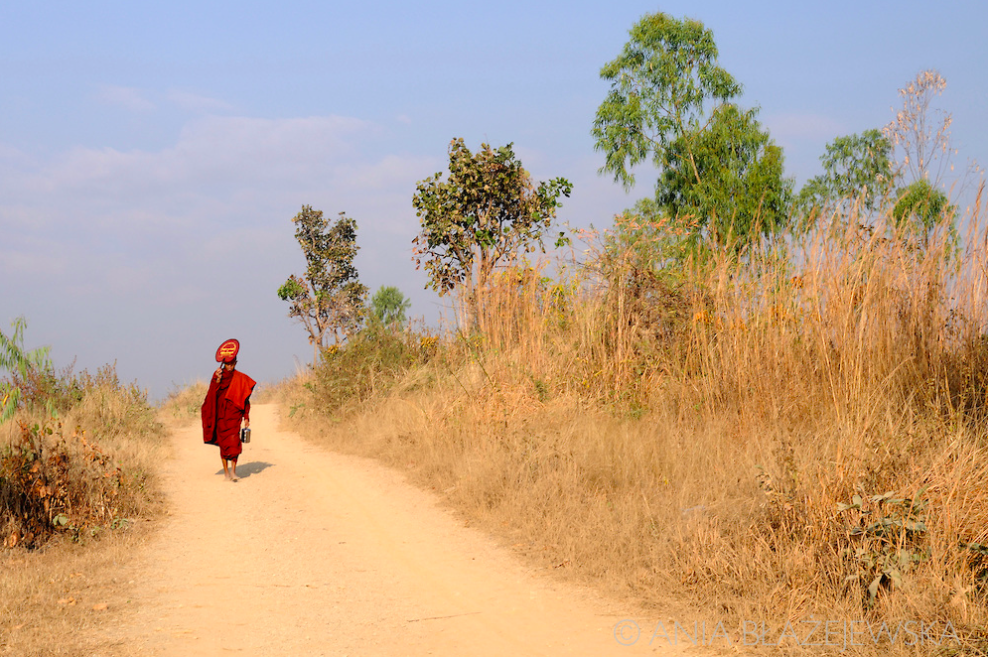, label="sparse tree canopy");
[885,70,961,247]
[412,138,571,325]
[591,12,740,190]
[885,70,954,188]
[278,206,368,361]
[592,11,791,250]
